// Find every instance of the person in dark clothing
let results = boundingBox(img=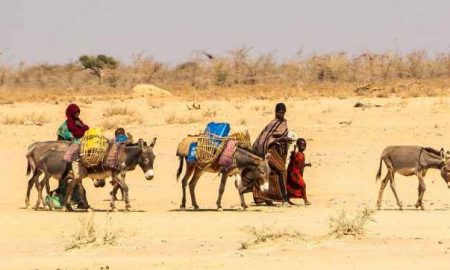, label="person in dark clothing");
[252,103,295,206]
